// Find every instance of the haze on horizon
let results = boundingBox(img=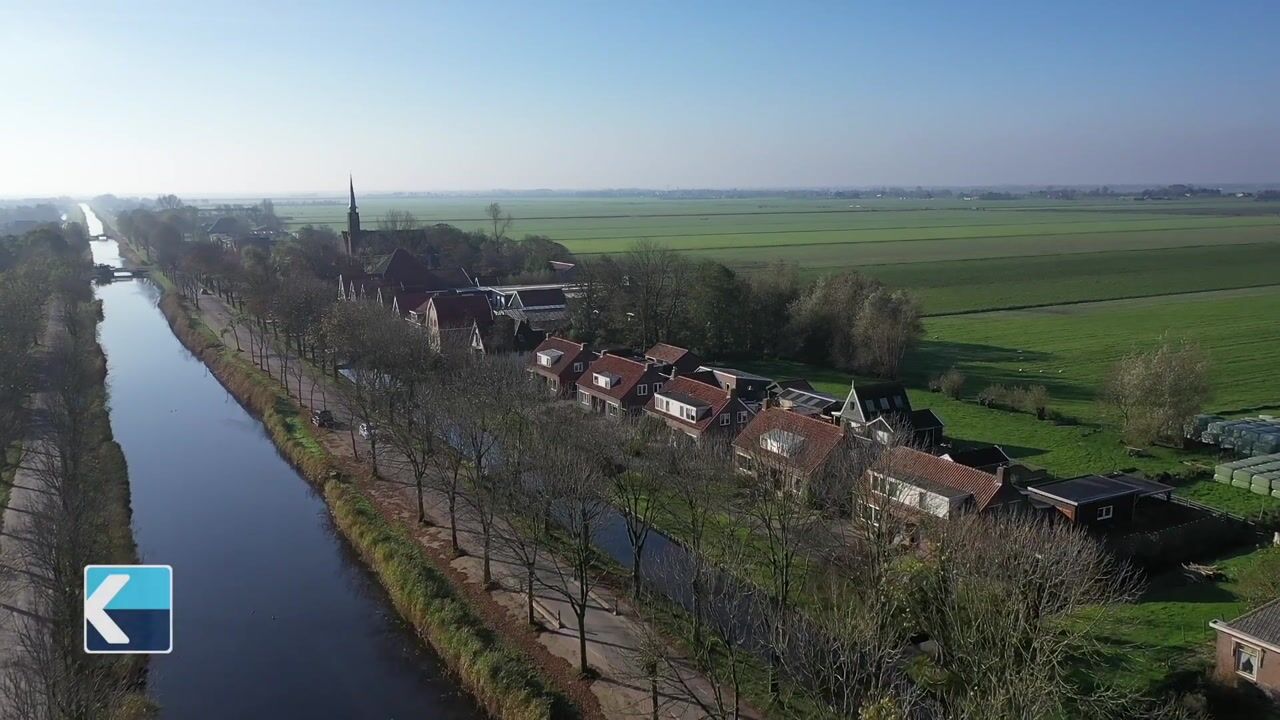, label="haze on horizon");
[3,0,1279,198]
